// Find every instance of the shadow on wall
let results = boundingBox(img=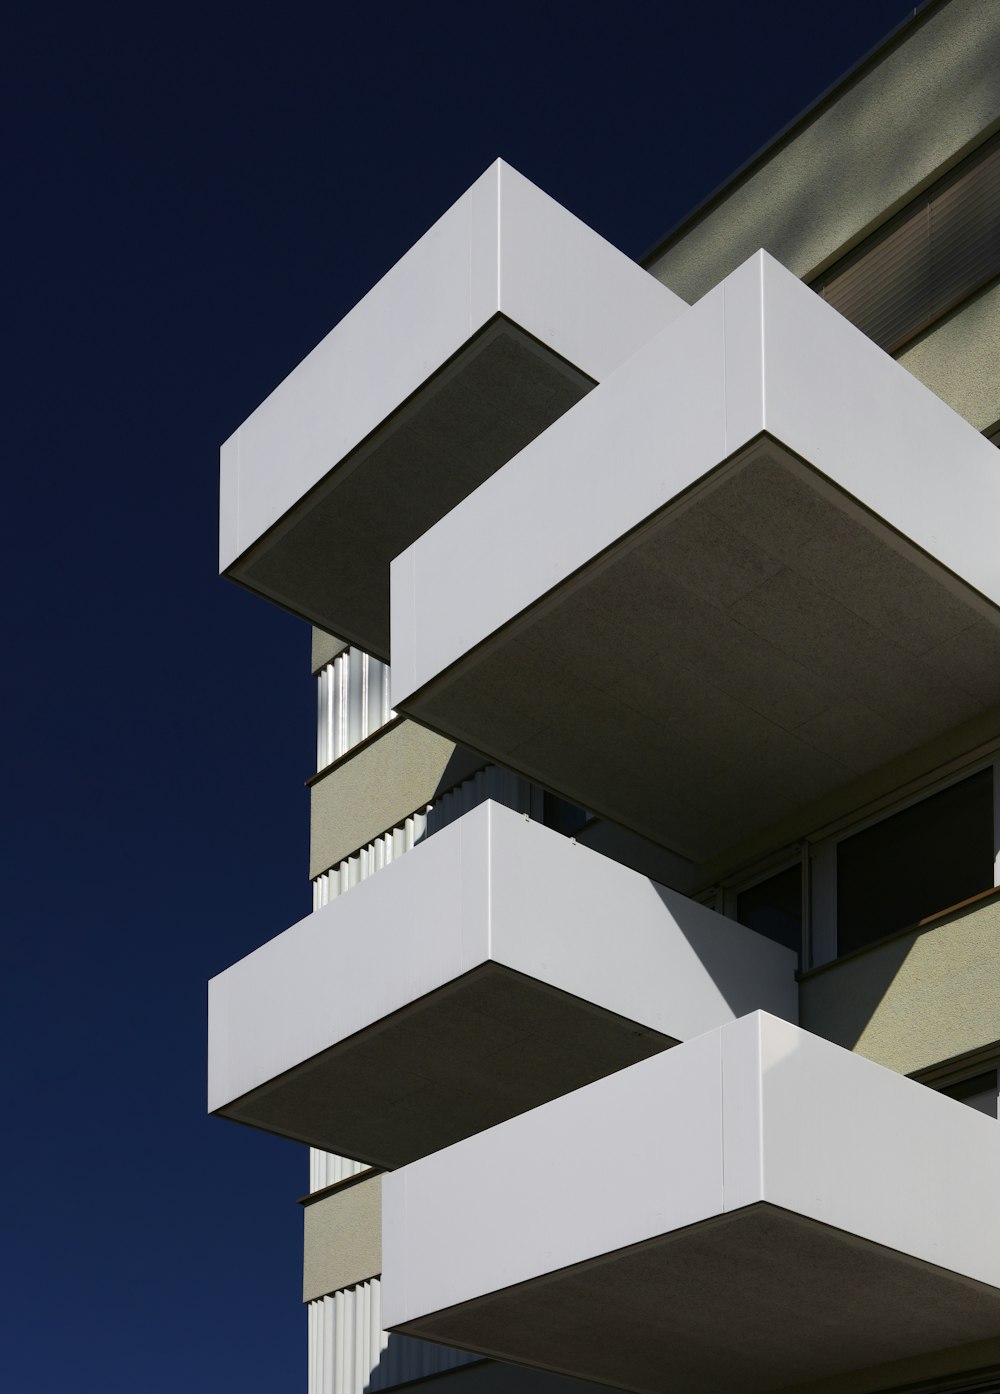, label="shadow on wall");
[650,881,798,1025]
[799,935,913,1053]
[799,897,1000,1070]
[365,1331,479,1392]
